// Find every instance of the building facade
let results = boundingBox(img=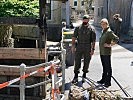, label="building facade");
[46,0,63,24]
[46,0,69,41]
[94,0,133,36]
[69,0,86,20]
[69,0,94,21]
[70,0,86,13]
